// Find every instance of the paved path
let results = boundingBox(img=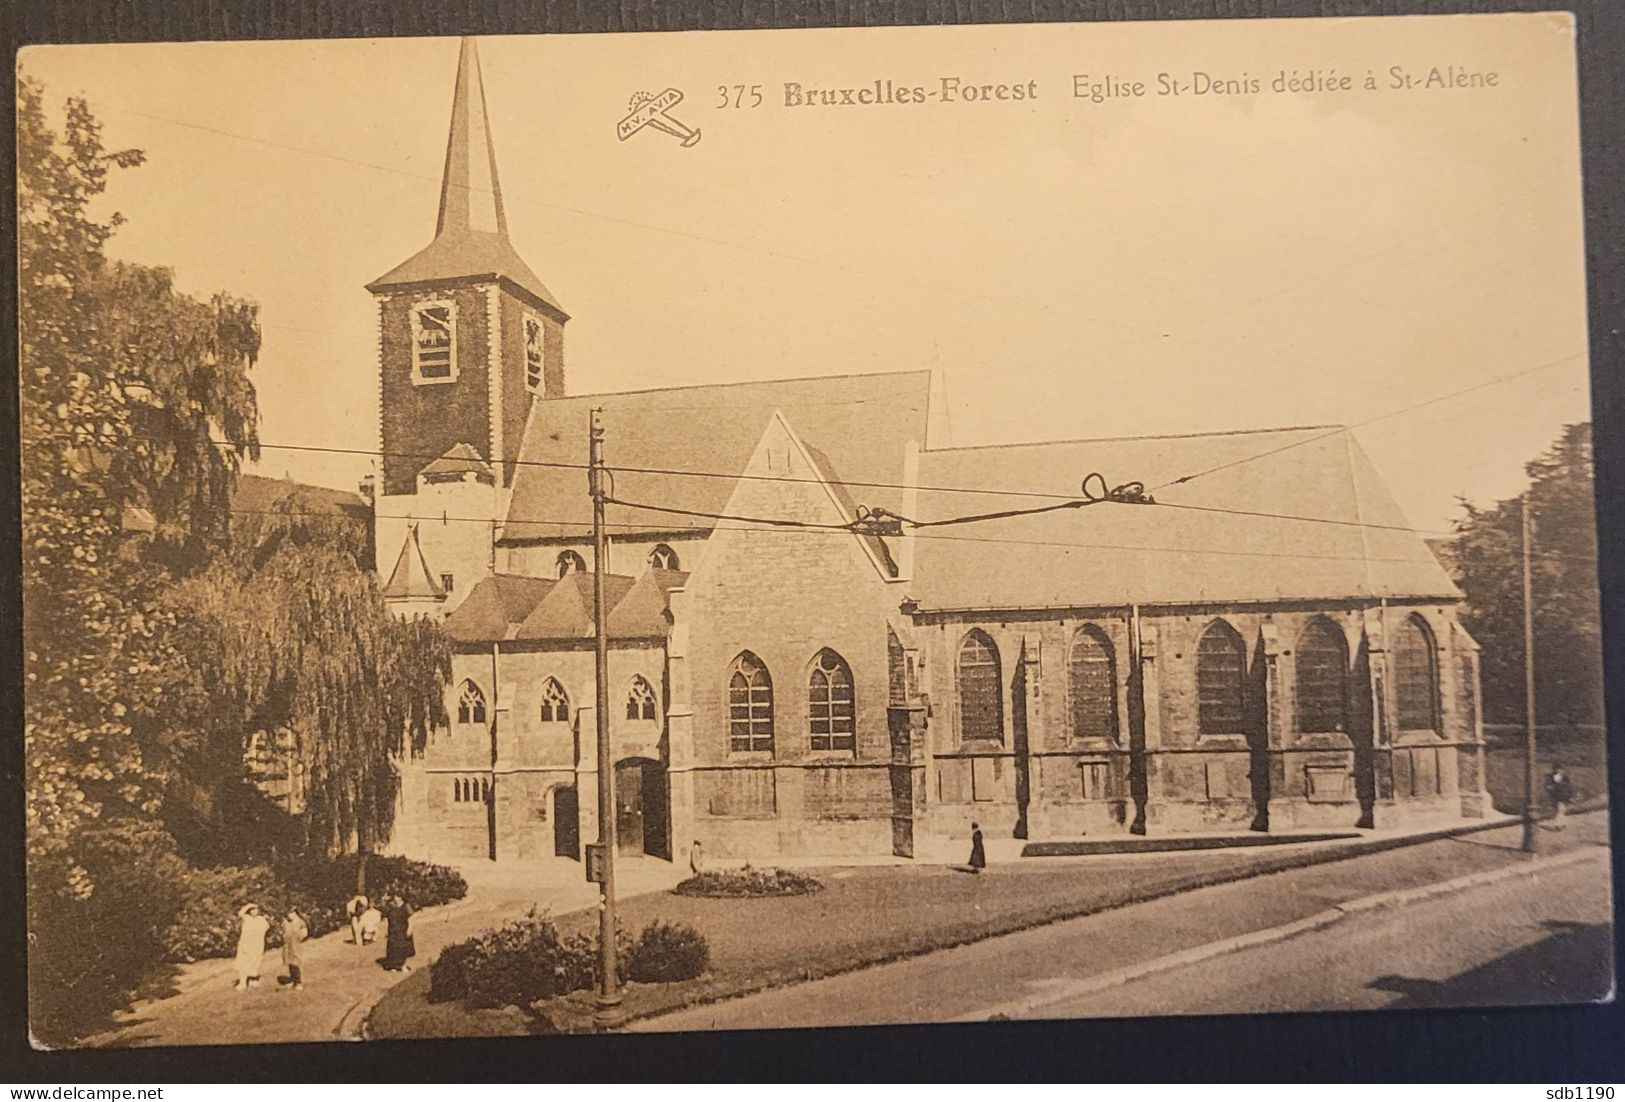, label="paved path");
[634,815,1611,1032]
[88,857,683,1048]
